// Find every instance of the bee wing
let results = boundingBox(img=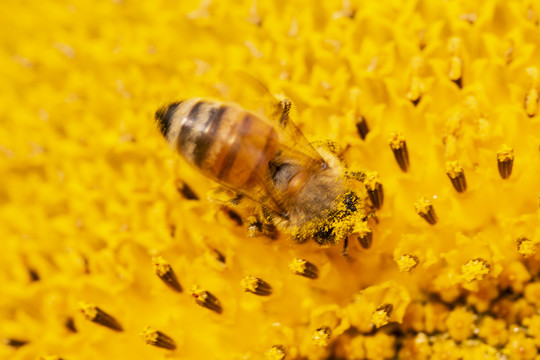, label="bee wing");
[232,71,325,162]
